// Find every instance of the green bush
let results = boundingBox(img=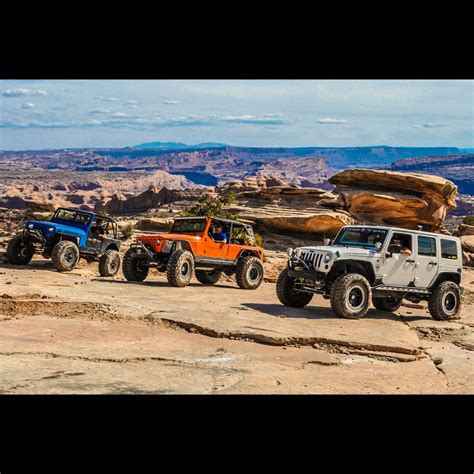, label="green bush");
[181,192,237,220]
[254,232,263,246]
[120,223,135,240]
[463,215,474,225]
